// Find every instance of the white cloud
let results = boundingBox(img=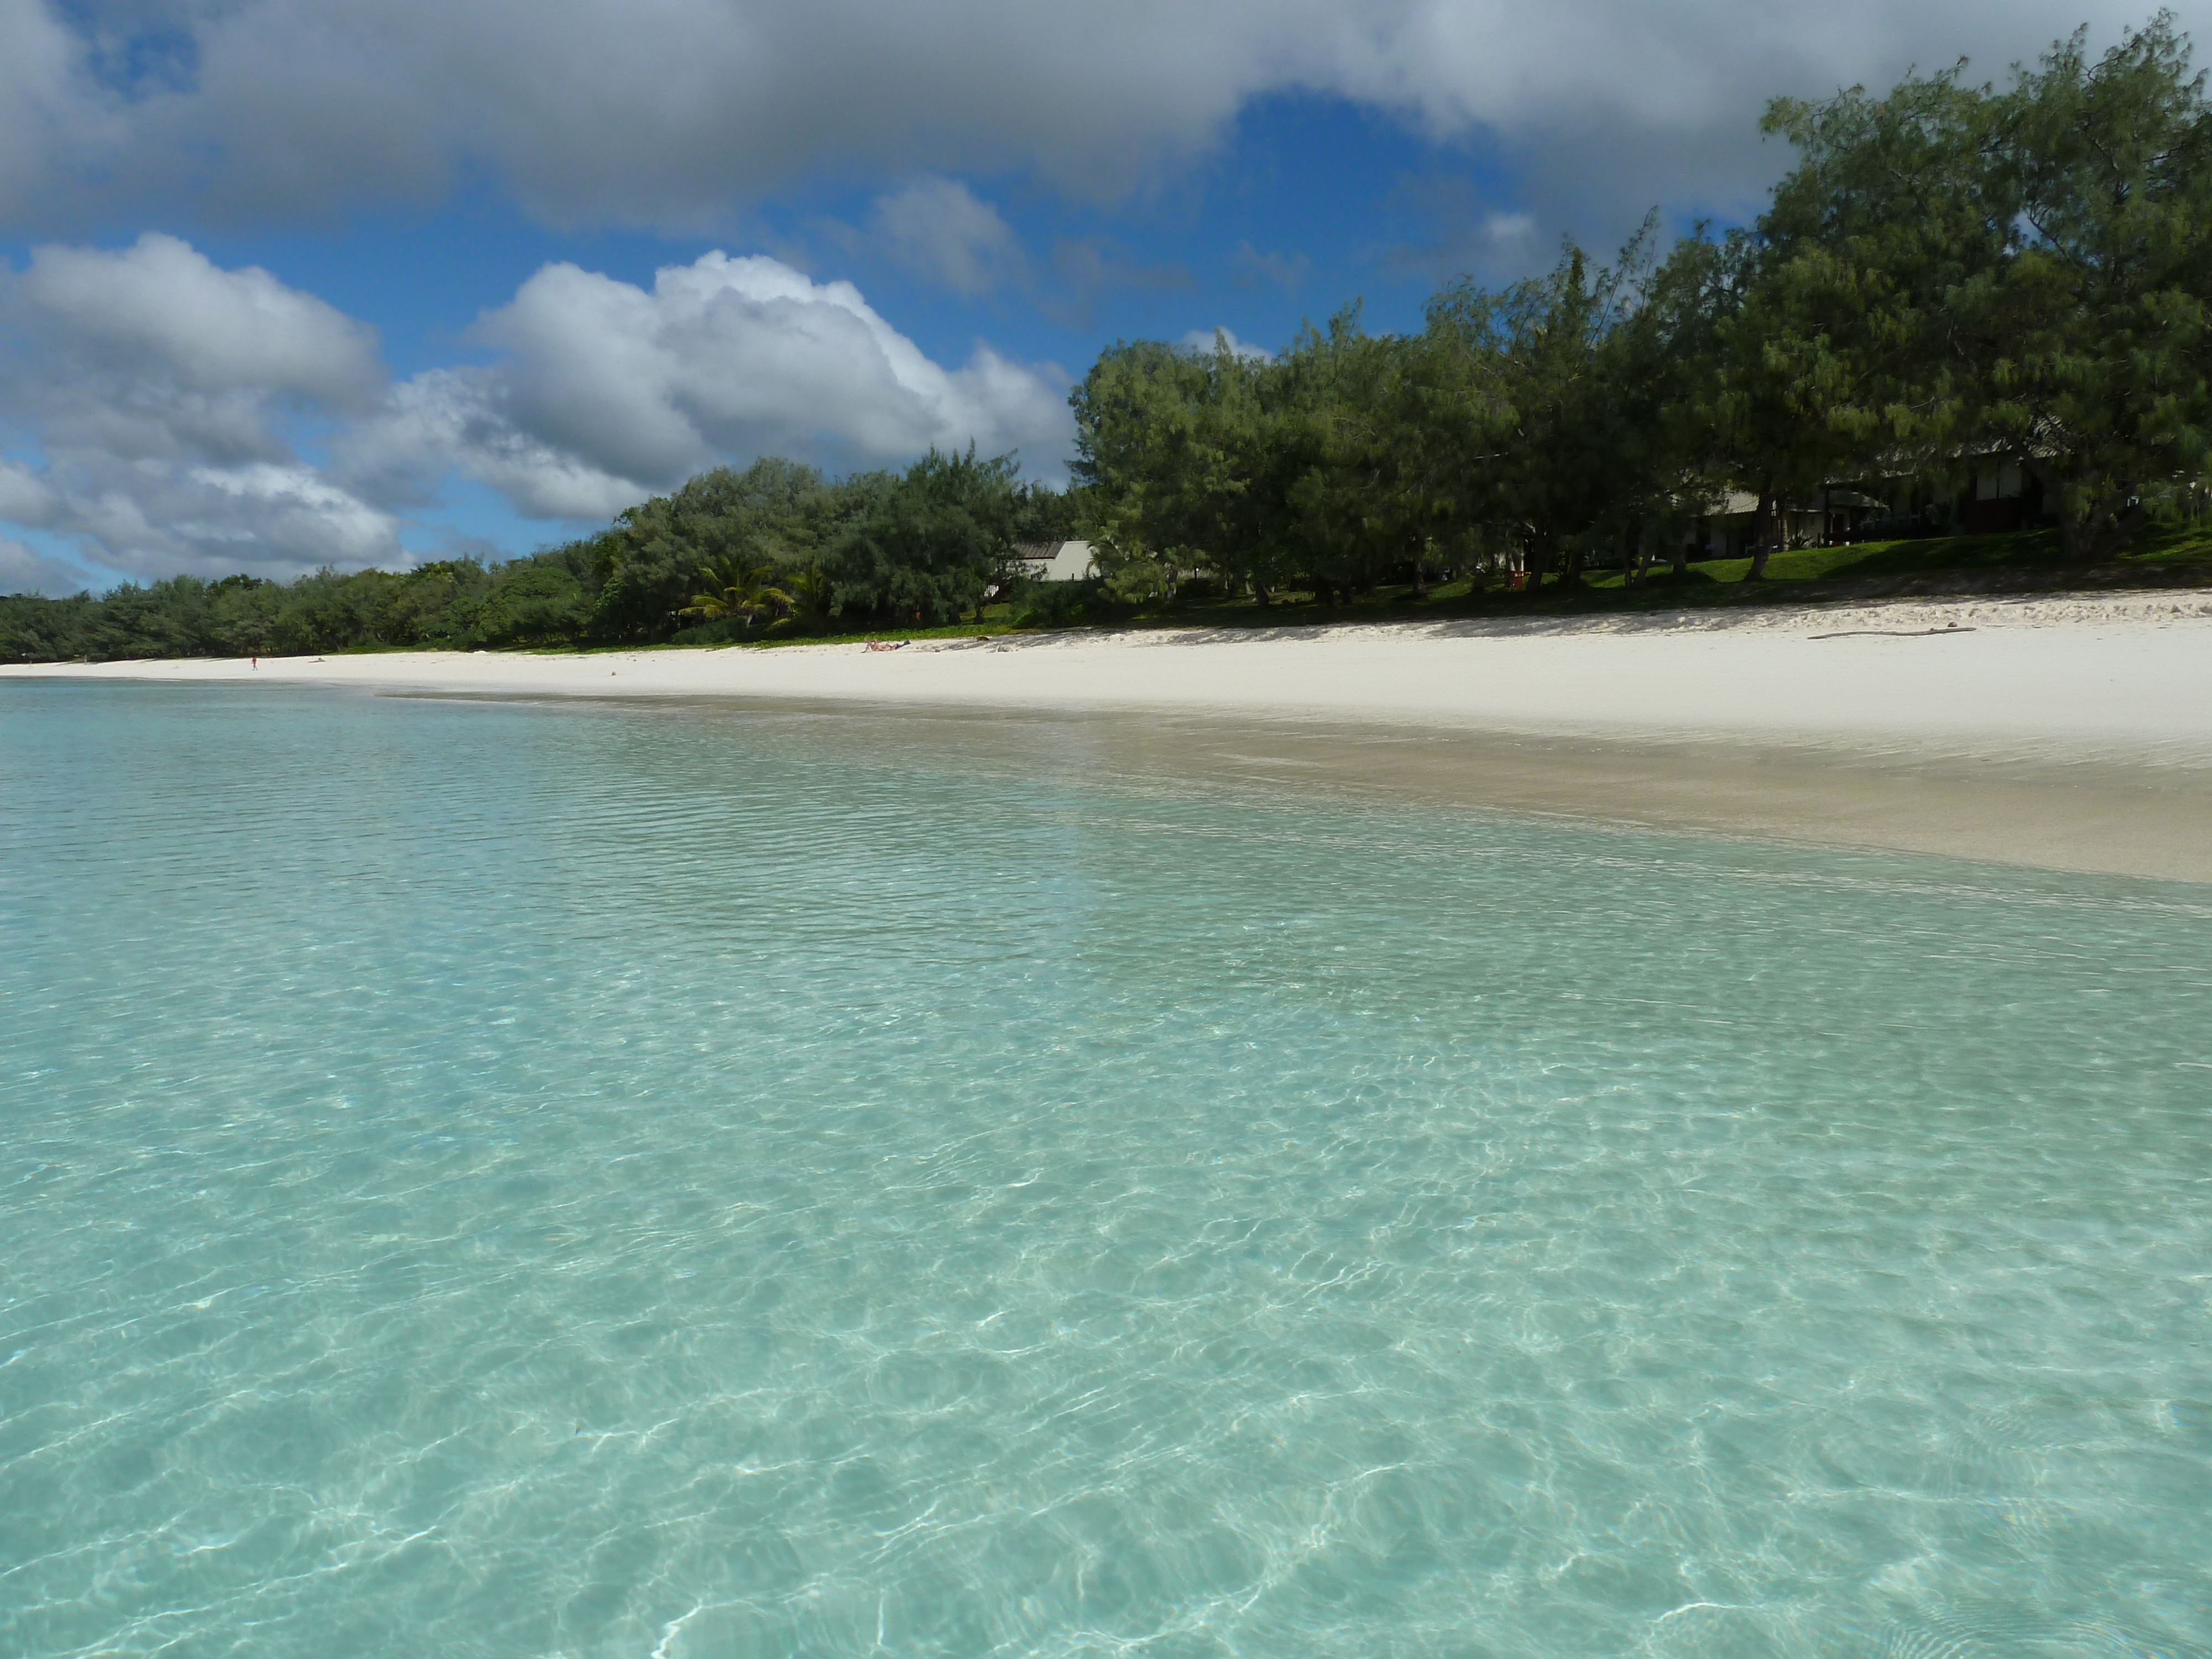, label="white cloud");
[870,176,1026,296]
[345,369,650,524]
[1481,212,1536,249]
[1180,327,1271,361]
[343,251,1075,520]
[0,237,1074,579]
[19,234,382,405]
[0,1,2166,232]
[0,235,400,581]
